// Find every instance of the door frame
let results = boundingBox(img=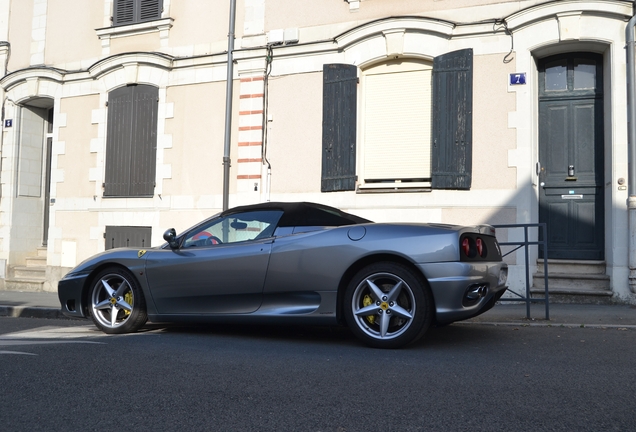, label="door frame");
[536,51,605,260]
